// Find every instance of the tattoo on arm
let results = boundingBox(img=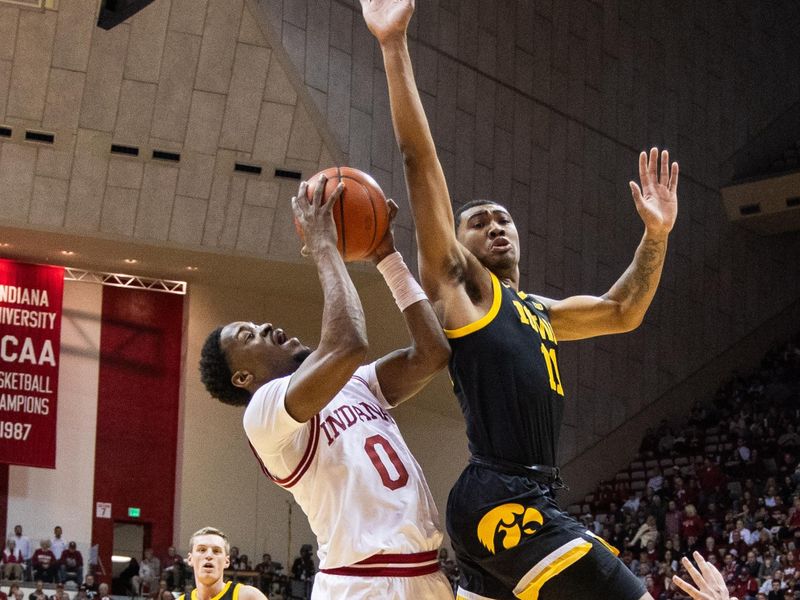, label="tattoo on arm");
[630,238,664,303]
[610,237,666,307]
